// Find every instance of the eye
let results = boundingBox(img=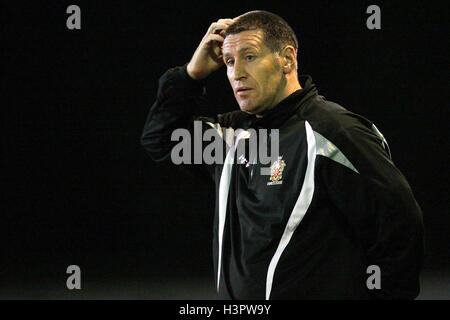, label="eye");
[226,59,235,66]
[245,55,255,61]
